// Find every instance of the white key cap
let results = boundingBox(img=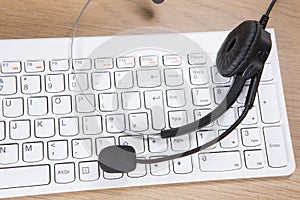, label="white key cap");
[169,110,187,128]
[76,94,95,113]
[218,108,236,127]
[95,58,114,69]
[28,97,48,116]
[45,74,65,93]
[103,172,123,180]
[25,60,45,72]
[83,115,102,135]
[219,129,239,148]
[192,88,211,106]
[0,165,50,189]
[128,162,147,178]
[211,66,231,84]
[68,73,88,92]
[137,70,161,88]
[144,91,166,130]
[122,92,141,110]
[119,136,145,154]
[0,76,17,95]
[54,163,75,184]
[0,122,5,140]
[117,57,135,68]
[3,98,24,118]
[23,142,44,163]
[150,158,170,176]
[166,89,186,108]
[238,106,258,125]
[72,139,92,159]
[115,71,134,89]
[190,67,209,85]
[21,75,41,94]
[10,120,30,140]
[259,85,281,123]
[106,114,126,133]
[261,63,274,82]
[92,72,111,91]
[199,151,242,172]
[50,59,69,71]
[140,56,158,67]
[214,87,229,104]
[241,128,261,147]
[173,157,193,174]
[99,93,118,111]
[264,127,288,167]
[79,161,100,181]
[0,144,19,164]
[197,130,217,150]
[163,55,182,66]
[73,59,92,71]
[35,118,55,138]
[244,150,265,169]
[59,117,79,136]
[188,53,207,65]
[171,134,191,151]
[129,113,149,132]
[1,61,21,74]
[96,137,115,155]
[48,140,68,160]
[164,68,184,86]
[194,109,213,127]
[52,95,72,115]
[148,135,168,153]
